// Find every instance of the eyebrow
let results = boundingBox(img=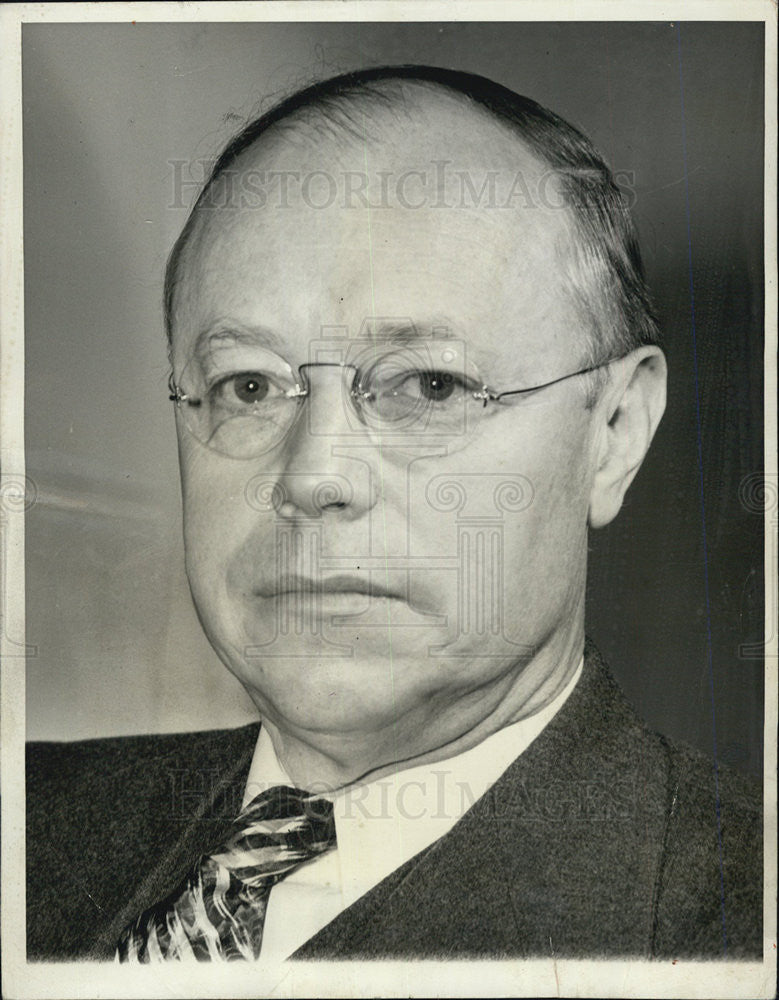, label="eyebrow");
[367,318,460,342]
[192,323,287,363]
[367,318,504,372]
[192,317,463,356]
[189,315,519,379]
[189,318,505,382]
